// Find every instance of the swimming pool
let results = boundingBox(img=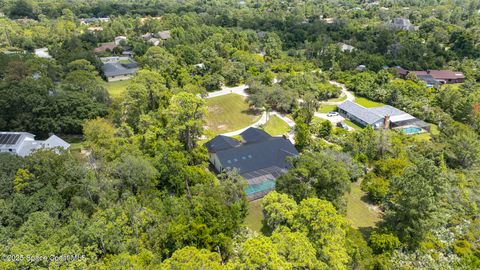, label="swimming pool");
[402,127,422,134]
[245,180,276,196]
